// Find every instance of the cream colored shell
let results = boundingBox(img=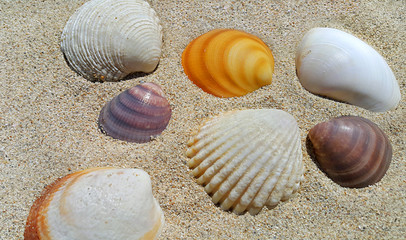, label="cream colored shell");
[296,27,401,112]
[187,109,304,215]
[61,0,162,81]
[24,168,164,240]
